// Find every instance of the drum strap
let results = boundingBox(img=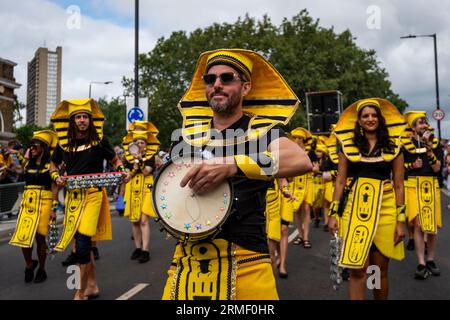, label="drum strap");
[416,176,437,234]
[339,177,383,269]
[9,188,52,248]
